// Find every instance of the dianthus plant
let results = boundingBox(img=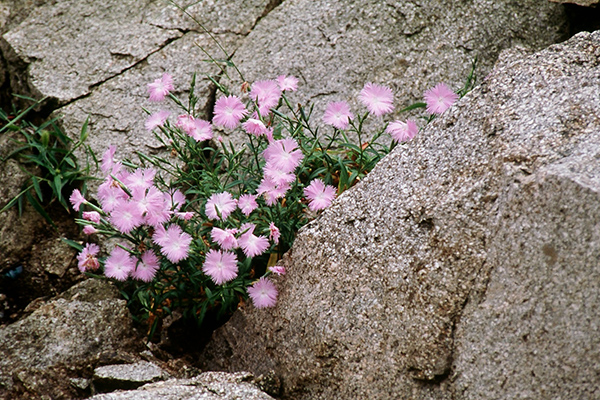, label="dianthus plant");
[70,66,466,336]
